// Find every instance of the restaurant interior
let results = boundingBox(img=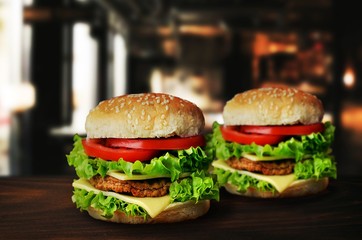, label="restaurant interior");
[0,0,361,177]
